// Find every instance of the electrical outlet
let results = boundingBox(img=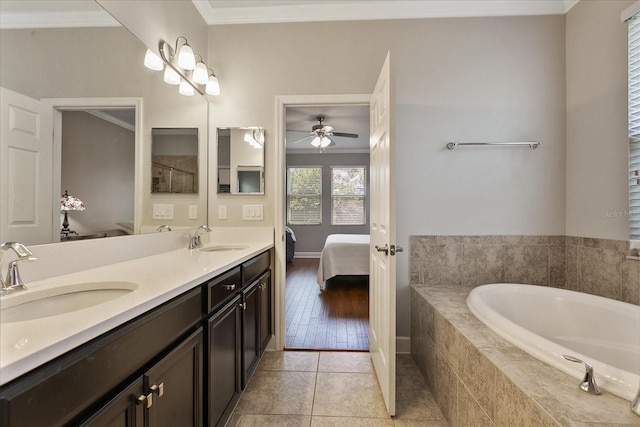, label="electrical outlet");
[189,205,198,219]
[218,205,227,220]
